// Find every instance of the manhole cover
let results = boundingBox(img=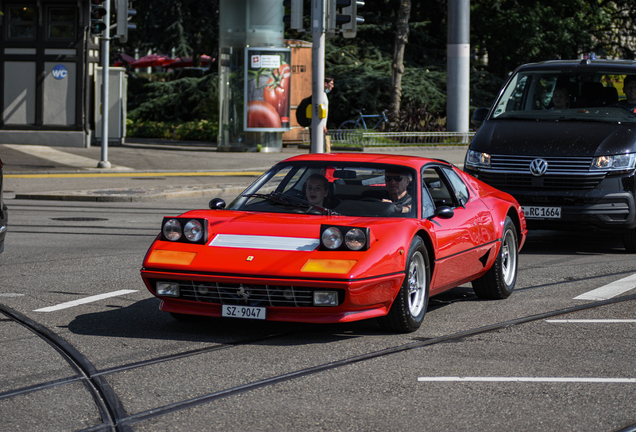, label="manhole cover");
[51,217,109,221]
